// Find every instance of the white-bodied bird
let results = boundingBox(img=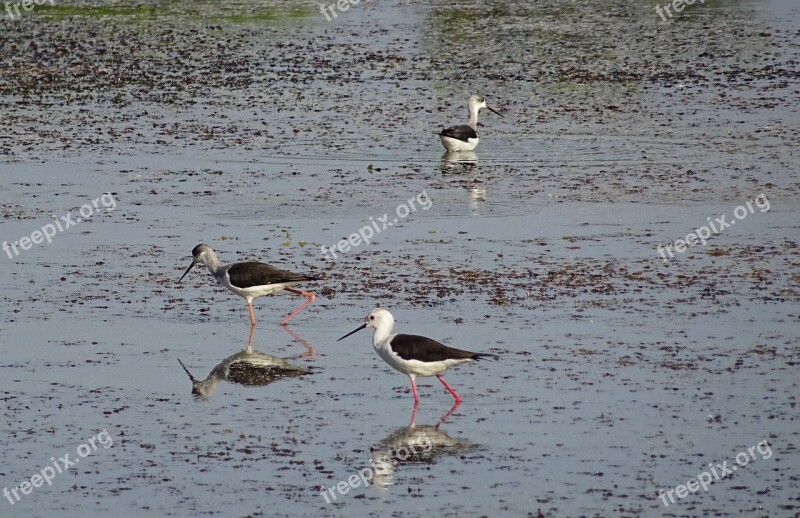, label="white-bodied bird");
[439,95,503,152]
[338,308,495,404]
[179,244,319,326]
